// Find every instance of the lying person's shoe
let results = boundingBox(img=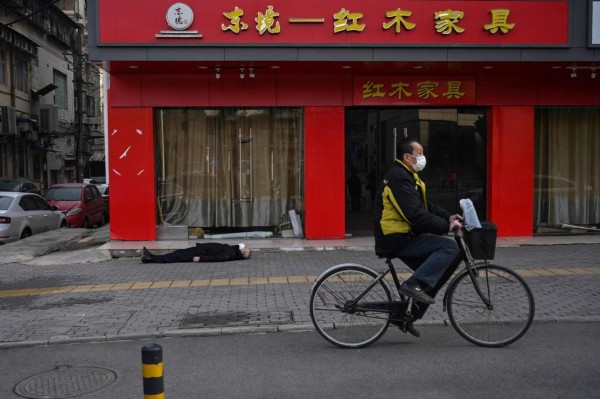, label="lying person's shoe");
[141,255,155,264]
[143,247,153,258]
[399,282,435,304]
[398,321,420,338]
[141,247,156,263]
